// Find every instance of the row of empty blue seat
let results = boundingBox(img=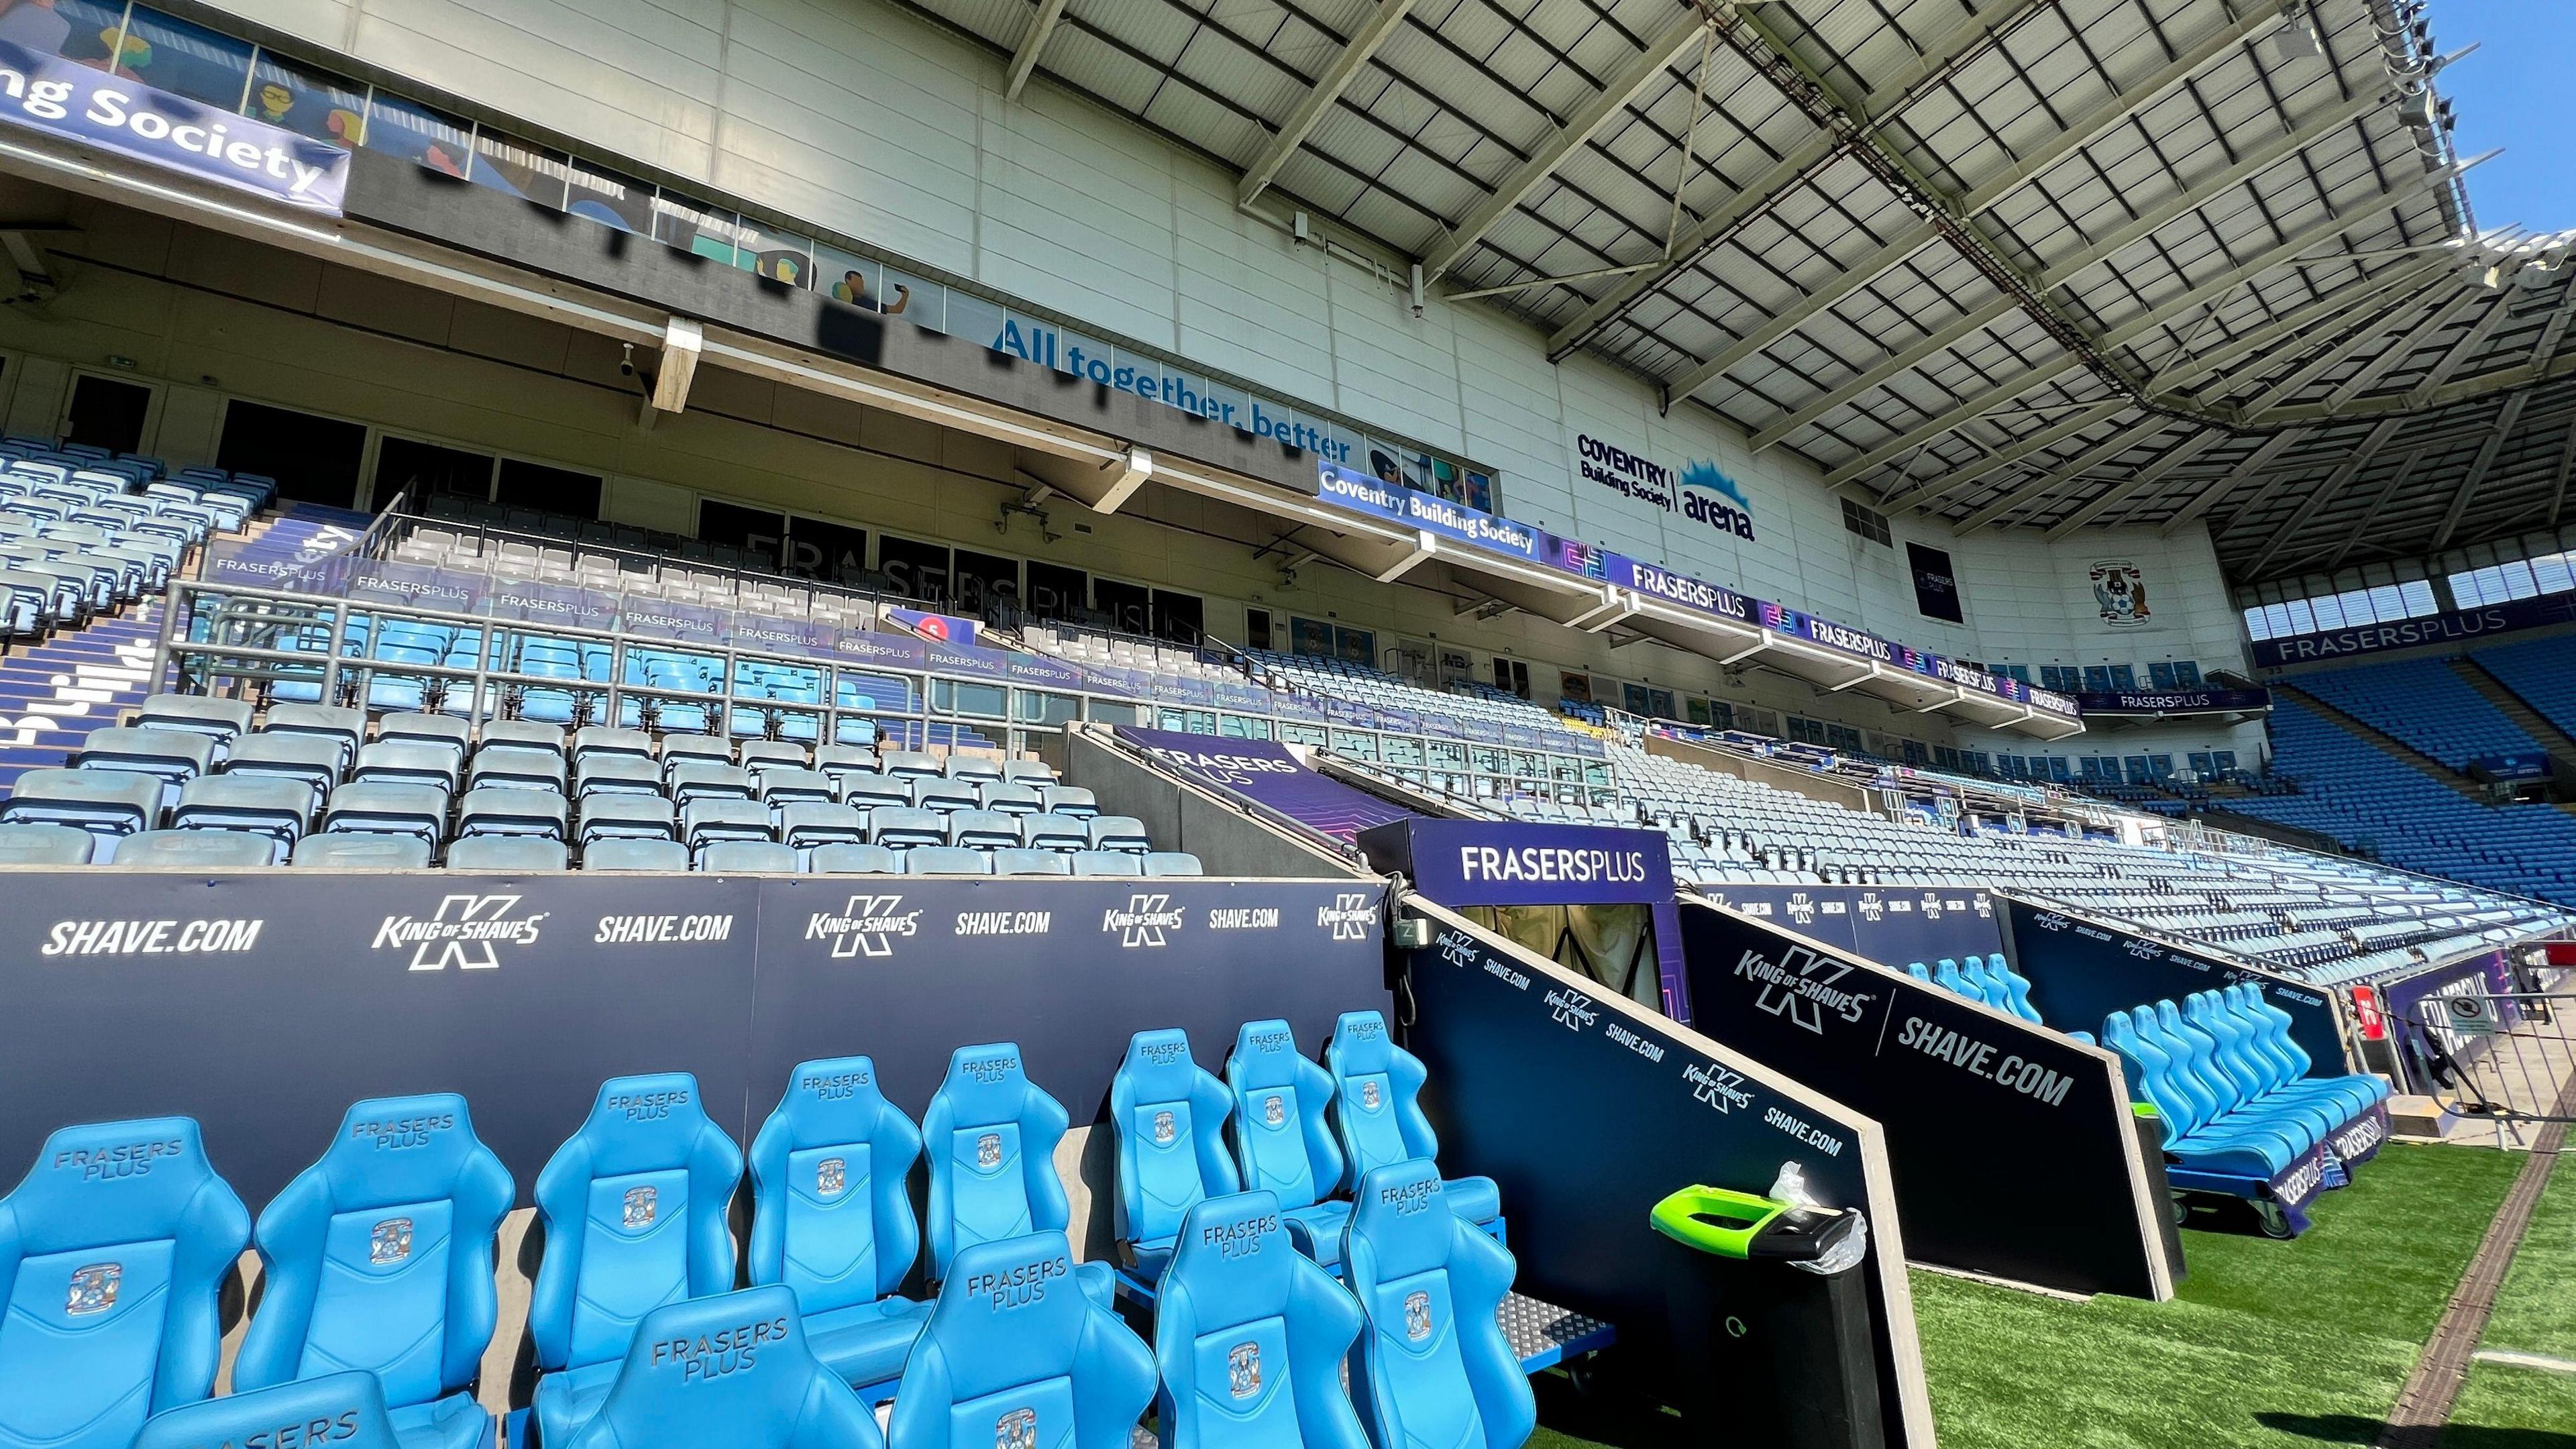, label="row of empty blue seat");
[1902,954,2043,1024]
[0,1012,1511,1449]
[2093,985,2392,1181]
